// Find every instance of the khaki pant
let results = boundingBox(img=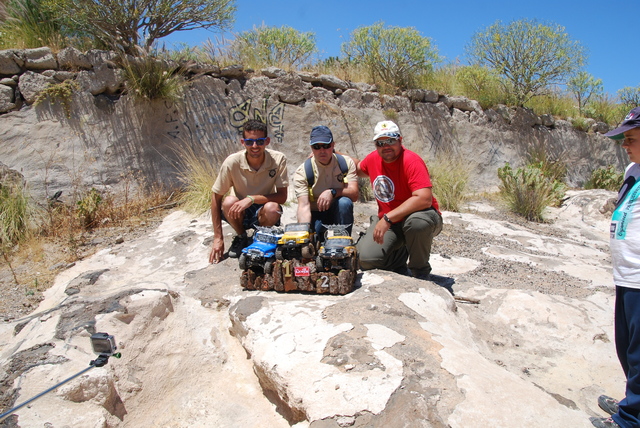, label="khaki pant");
[357,208,443,274]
